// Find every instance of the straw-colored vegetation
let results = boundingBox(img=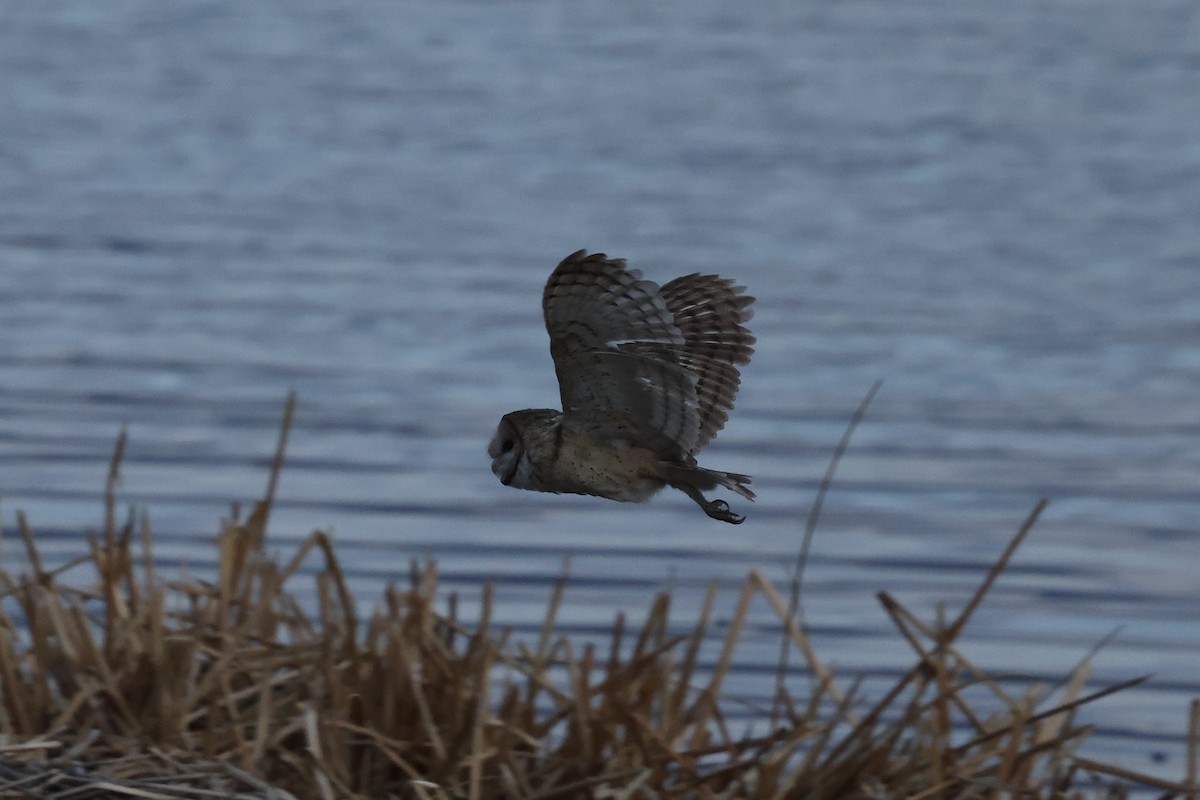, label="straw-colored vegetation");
[0,406,1196,799]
